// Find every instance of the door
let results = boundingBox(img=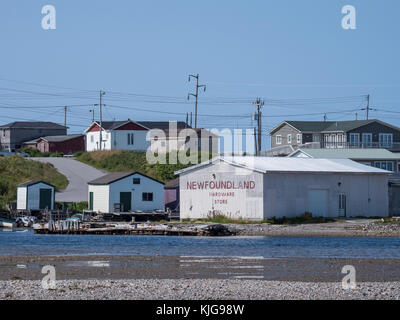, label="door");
[338,194,347,217]
[89,192,94,210]
[39,188,52,210]
[308,189,329,217]
[120,192,132,212]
